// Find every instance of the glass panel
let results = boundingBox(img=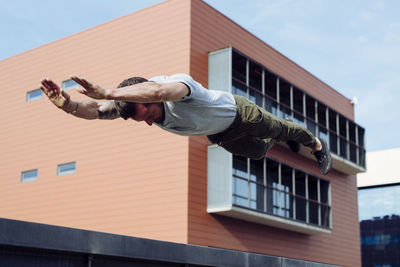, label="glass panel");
[320,180,329,204]
[318,127,328,143]
[295,171,306,197]
[340,137,348,159]
[308,175,318,201]
[321,205,330,227]
[339,115,347,137]
[281,193,293,218]
[281,165,292,193]
[306,95,316,120]
[250,159,263,183]
[309,201,319,225]
[249,61,262,91]
[250,182,265,211]
[233,177,248,207]
[306,119,317,136]
[232,80,247,97]
[232,51,247,83]
[358,126,365,147]
[295,171,306,221]
[350,143,357,163]
[318,103,327,128]
[359,147,366,167]
[266,159,279,214]
[329,132,338,154]
[278,104,291,119]
[249,89,263,107]
[295,196,307,222]
[265,70,277,100]
[279,79,291,107]
[265,97,278,115]
[293,88,303,114]
[349,121,356,142]
[26,89,43,102]
[57,162,76,176]
[21,169,38,182]
[293,111,305,127]
[328,109,337,132]
[233,156,247,178]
